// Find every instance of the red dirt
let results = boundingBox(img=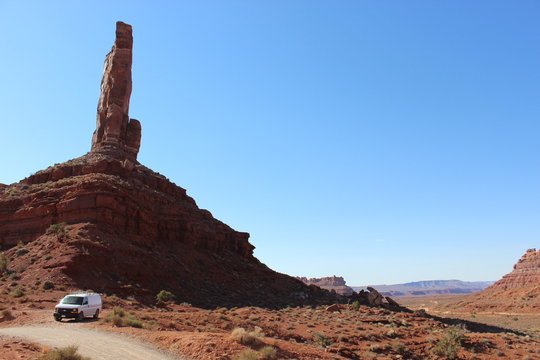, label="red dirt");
[1,293,539,360]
